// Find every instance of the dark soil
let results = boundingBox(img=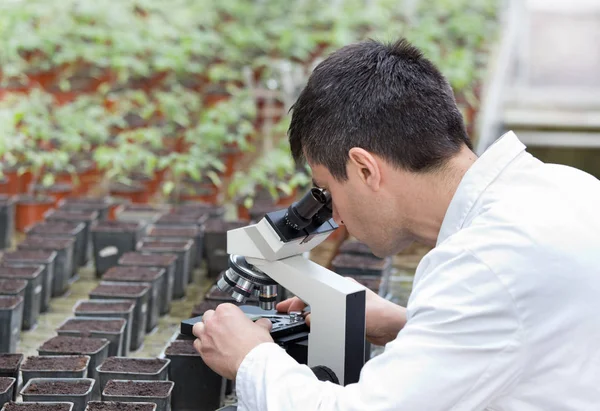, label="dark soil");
[109,182,144,193]
[0,354,23,371]
[58,318,126,333]
[338,241,376,256]
[0,377,14,392]
[28,221,82,235]
[104,380,172,397]
[90,283,149,297]
[138,240,190,251]
[76,301,135,313]
[165,340,199,356]
[47,209,99,221]
[62,197,111,205]
[155,215,201,225]
[22,356,89,371]
[191,300,222,317]
[99,358,167,373]
[204,219,245,233]
[92,221,142,233]
[32,183,72,193]
[102,267,163,282]
[122,204,168,212]
[24,380,92,395]
[39,336,109,354]
[3,250,55,263]
[19,236,74,250]
[0,296,22,308]
[332,254,390,270]
[86,402,156,411]
[0,279,27,293]
[0,265,43,279]
[148,227,198,237]
[118,252,177,267]
[3,403,73,411]
[16,195,54,205]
